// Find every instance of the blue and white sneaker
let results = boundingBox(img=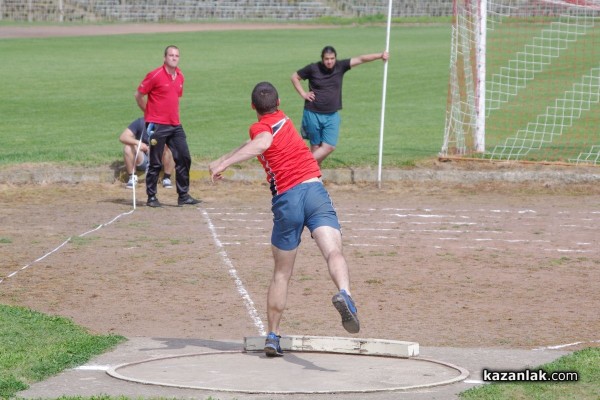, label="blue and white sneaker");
[162,177,173,189]
[332,289,360,333]
[264,332,283,357]
[126,175,136,189]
